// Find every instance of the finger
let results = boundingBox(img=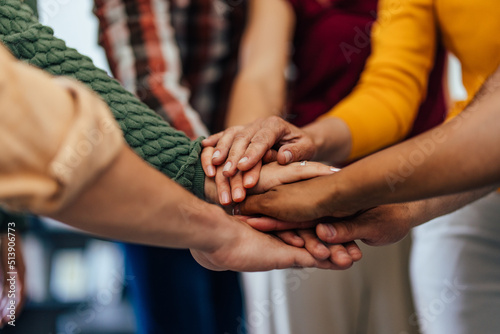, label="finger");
[216,166,232,205]
[202,131,223,147]
[230,171,246,202]
[212,126,244,165]
[317,221,369,244]
[275,230,304,248]
[263,149,278,164]
[249,161,336,195]
[223,130,261,178]
[242,161,262,189]
[237,121,289,171]
[278,161,337,184]
[277,141,315,165]
[267,240,344,270]
[201,146,216,177]
[326,243,355,269]
[236,116,292,170]
[237,192,275,217]
[244,216,317,232]
[298,229,331,261]
[343,241,363,262]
